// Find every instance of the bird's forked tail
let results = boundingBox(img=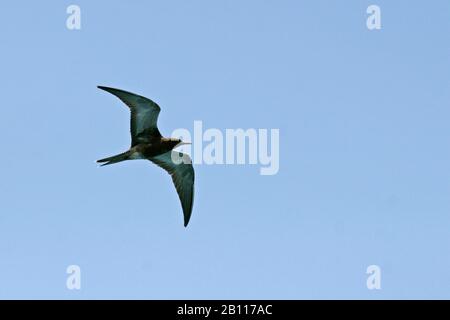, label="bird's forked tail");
[97,151,131,166]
